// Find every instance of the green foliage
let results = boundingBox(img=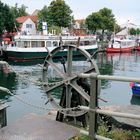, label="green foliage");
[129,28,140,35]
[10,3,28,19]
[48,25,61,35]
[129,28,137,35]
[114,23,121,33]
[10,3,28,32]
[0,1,14,35]
[86,7,116,36]
[86,12,102,33]
[37,5,49,31]
[99,8,115,32]
[133,129,140,138]
[48,0,72,27]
